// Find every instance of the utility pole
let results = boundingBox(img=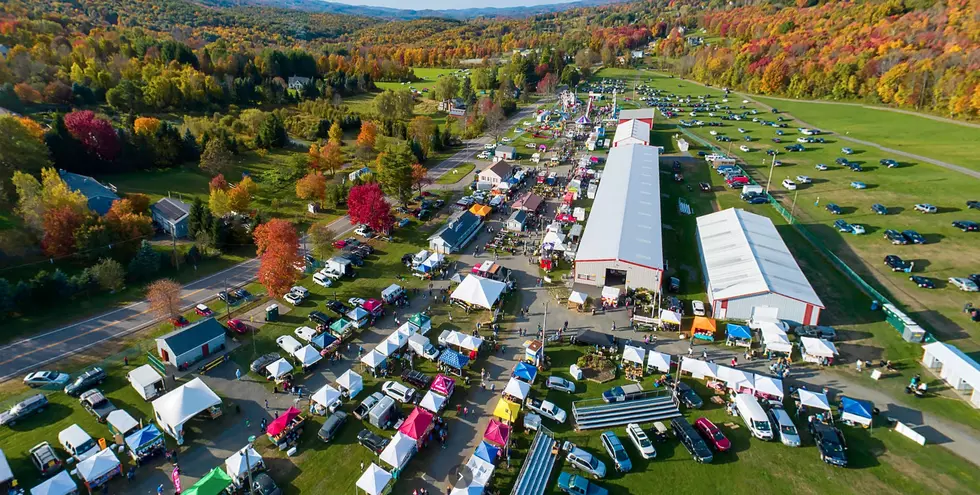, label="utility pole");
[790,188,799,219]
[245,436,256,495]
[765,154,777,194]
